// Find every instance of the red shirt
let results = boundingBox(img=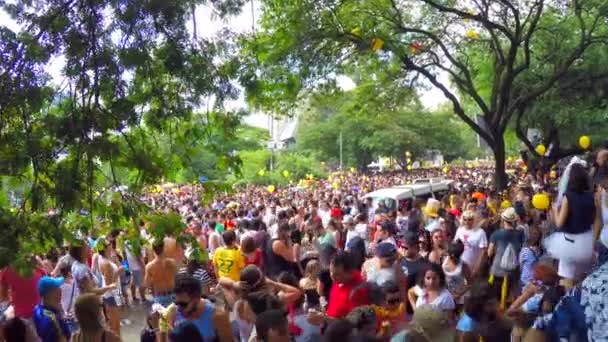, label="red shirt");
[0,266,45,318]
[244,249,263,268]
[326,271,369,318]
